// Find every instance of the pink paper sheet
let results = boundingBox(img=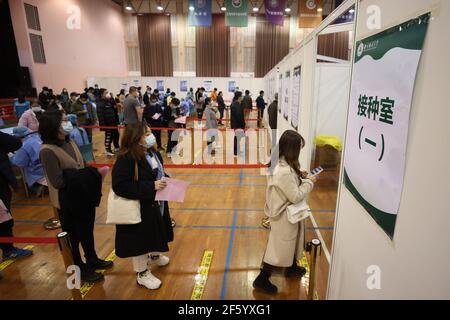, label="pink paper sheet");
[174,116,187,124]
[155,178,190,203]
[152,113,161,120]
